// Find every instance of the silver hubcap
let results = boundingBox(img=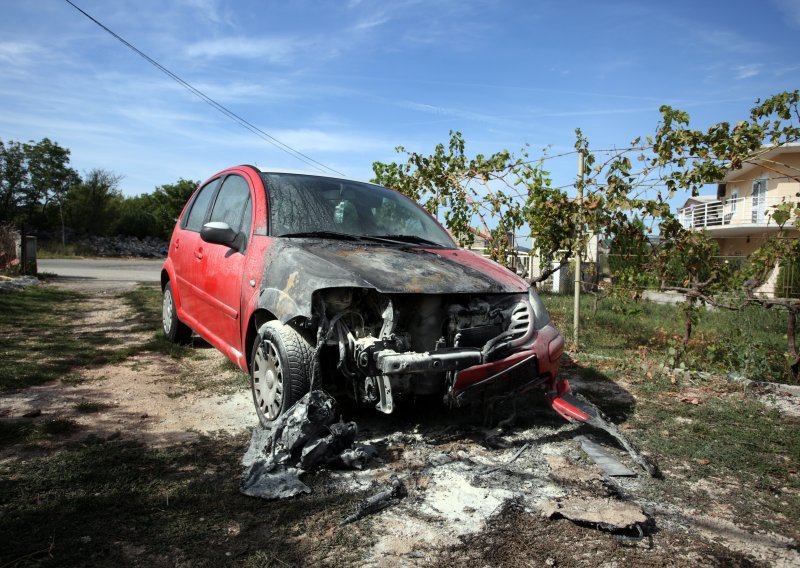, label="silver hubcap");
[253,340,283,420]
[162,289,174,334]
